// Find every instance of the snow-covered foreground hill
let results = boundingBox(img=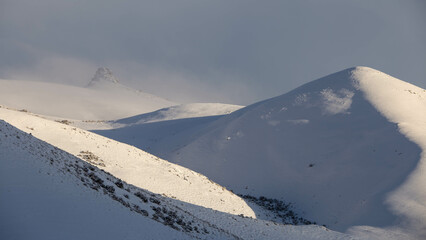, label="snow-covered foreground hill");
[134,67,425,239]
[0,120,210,240]
[0,67,175,120]
[0,107,355,240]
